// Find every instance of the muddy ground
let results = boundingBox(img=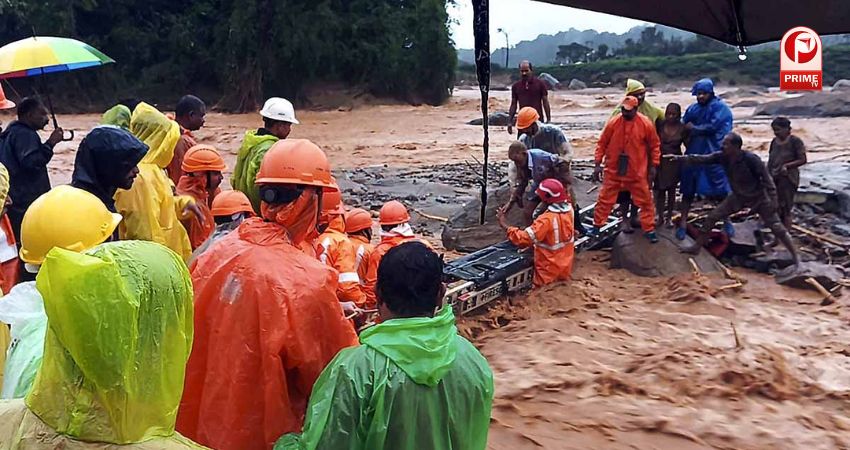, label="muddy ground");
[4,85,850,449]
